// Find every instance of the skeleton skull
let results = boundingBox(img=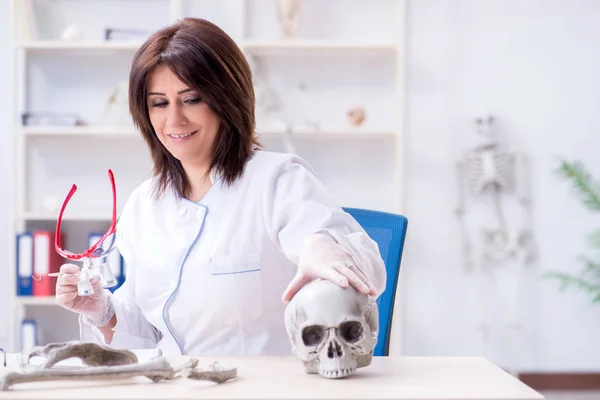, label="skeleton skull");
[284,279,379,379]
